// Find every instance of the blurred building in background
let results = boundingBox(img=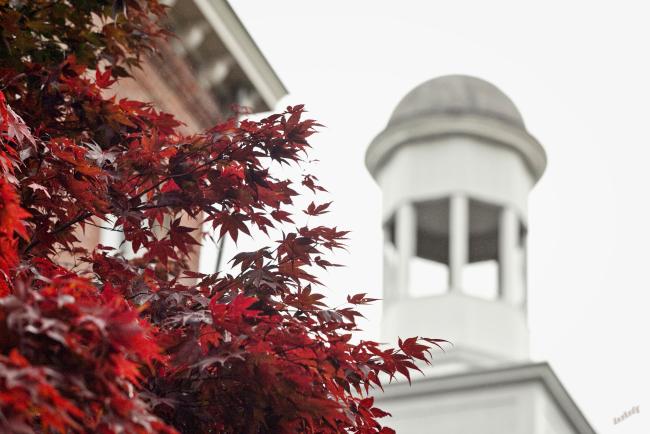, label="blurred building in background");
[88,0,286,270]
[366,75,595,433]
[123,0,286,131]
